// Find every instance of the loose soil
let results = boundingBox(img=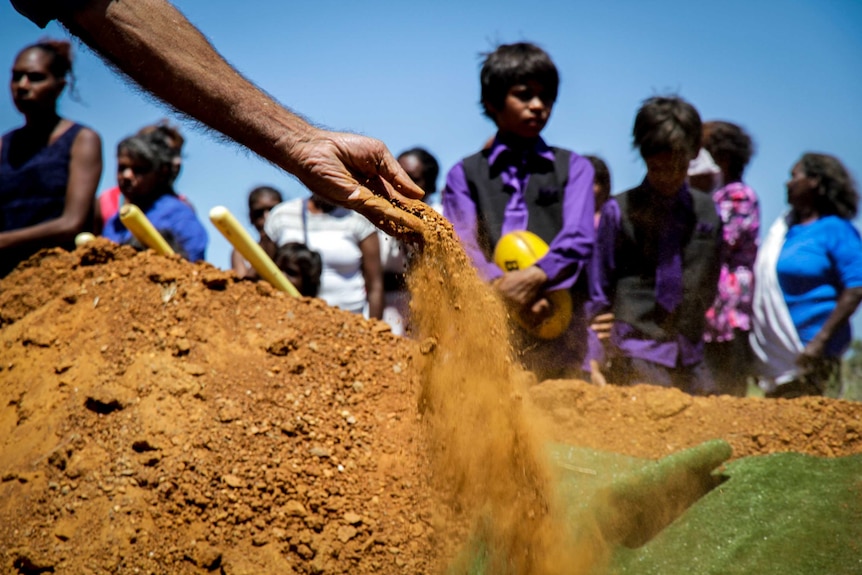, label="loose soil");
[1,234,861,574]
